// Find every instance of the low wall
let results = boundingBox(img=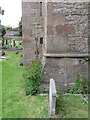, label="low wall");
[41,57,88,92]
[4,36,22,41]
